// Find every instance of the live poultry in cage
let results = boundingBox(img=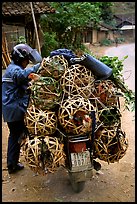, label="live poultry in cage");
[89,79,120,109]
[94,125,128,163]
[28,76,61,110]
[38,55,68,80]
[58,95,95,135]
[22,135,66,175]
